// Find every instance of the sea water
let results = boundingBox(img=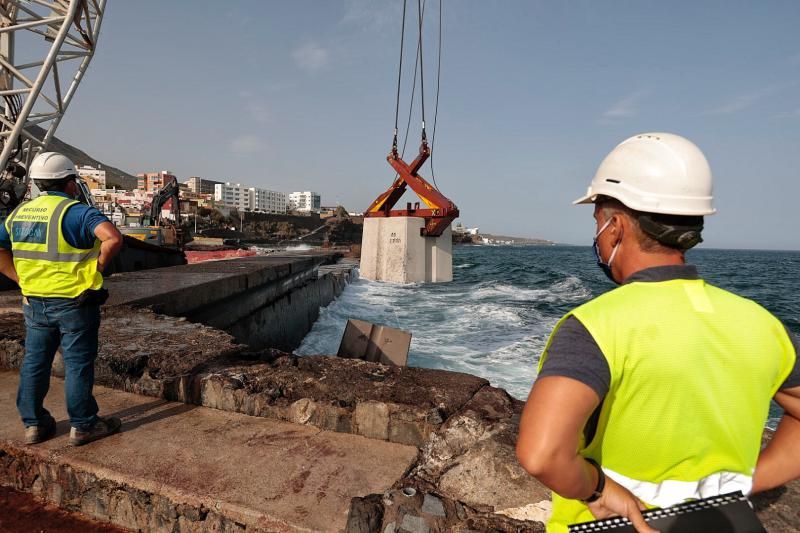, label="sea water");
[296,246,800,425]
